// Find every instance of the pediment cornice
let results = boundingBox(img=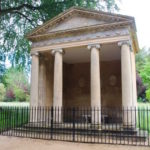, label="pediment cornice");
[26,7,136,41]
[28,20,132,42]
